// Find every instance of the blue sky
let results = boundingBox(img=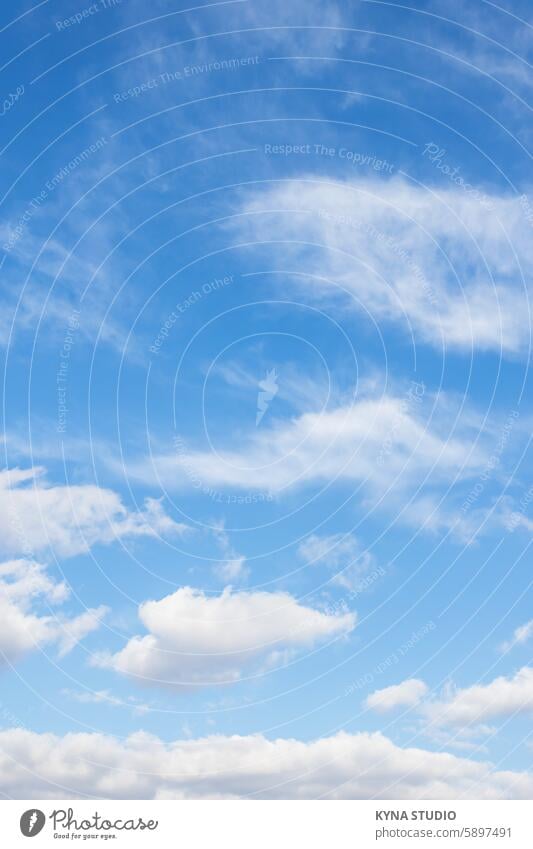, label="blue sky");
[0,0,532,799]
